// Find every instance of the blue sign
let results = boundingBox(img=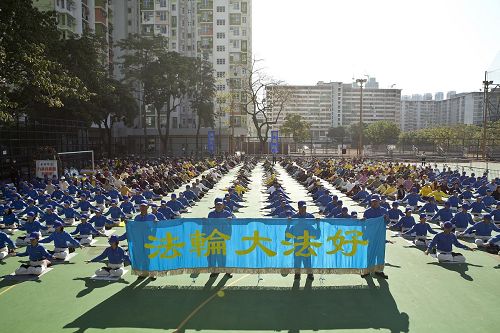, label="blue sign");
[270,130,279,154]
[207,130,215,154]
[126,217,386,275]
